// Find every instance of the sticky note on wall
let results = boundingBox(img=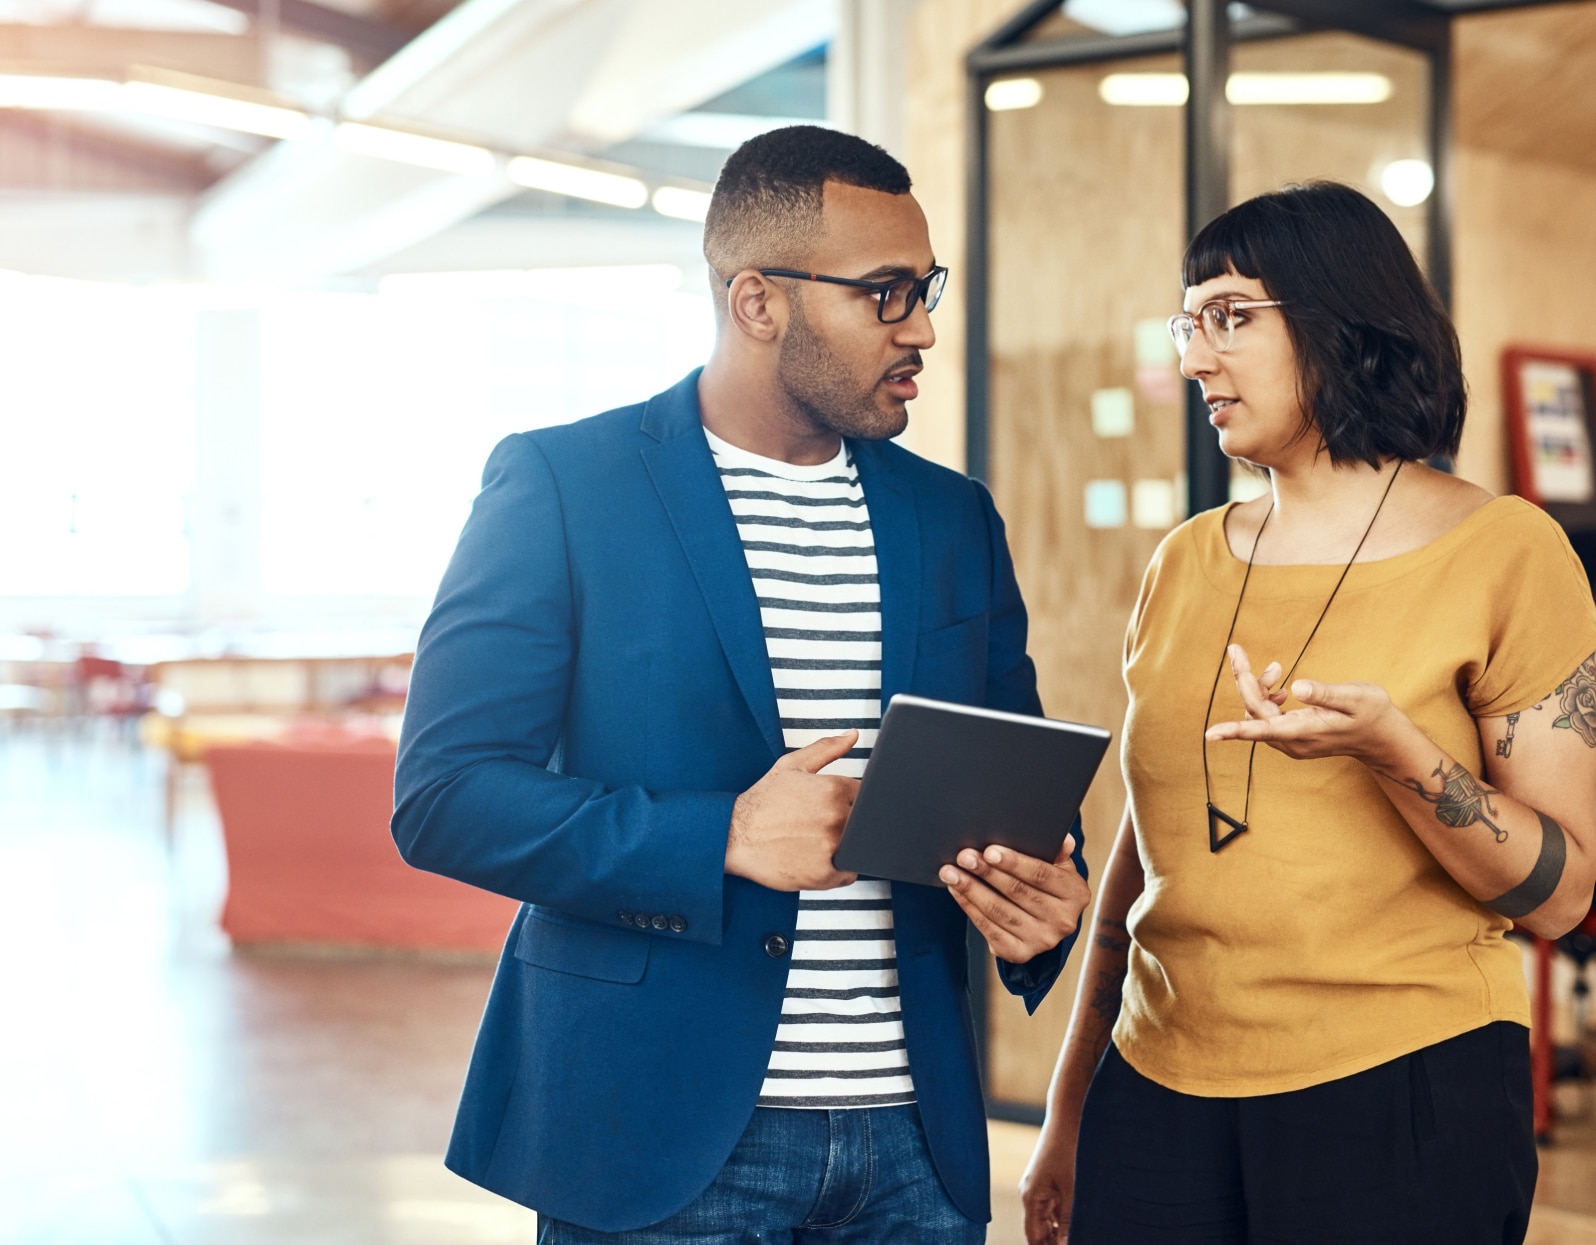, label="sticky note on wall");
[1090,388,1134,438]
[1084,479,1127,529]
